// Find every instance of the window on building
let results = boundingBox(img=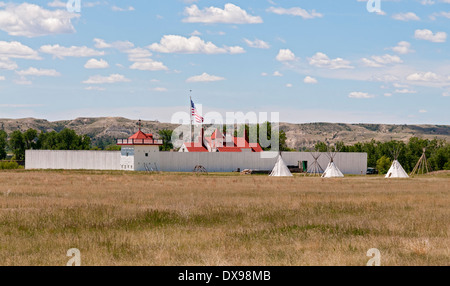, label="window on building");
[145,153,149,157]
